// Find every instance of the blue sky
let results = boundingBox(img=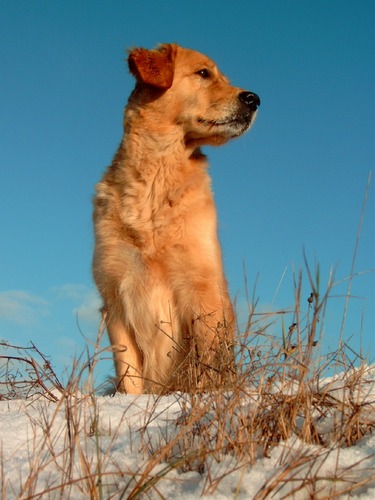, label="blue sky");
[1,0,374,384]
